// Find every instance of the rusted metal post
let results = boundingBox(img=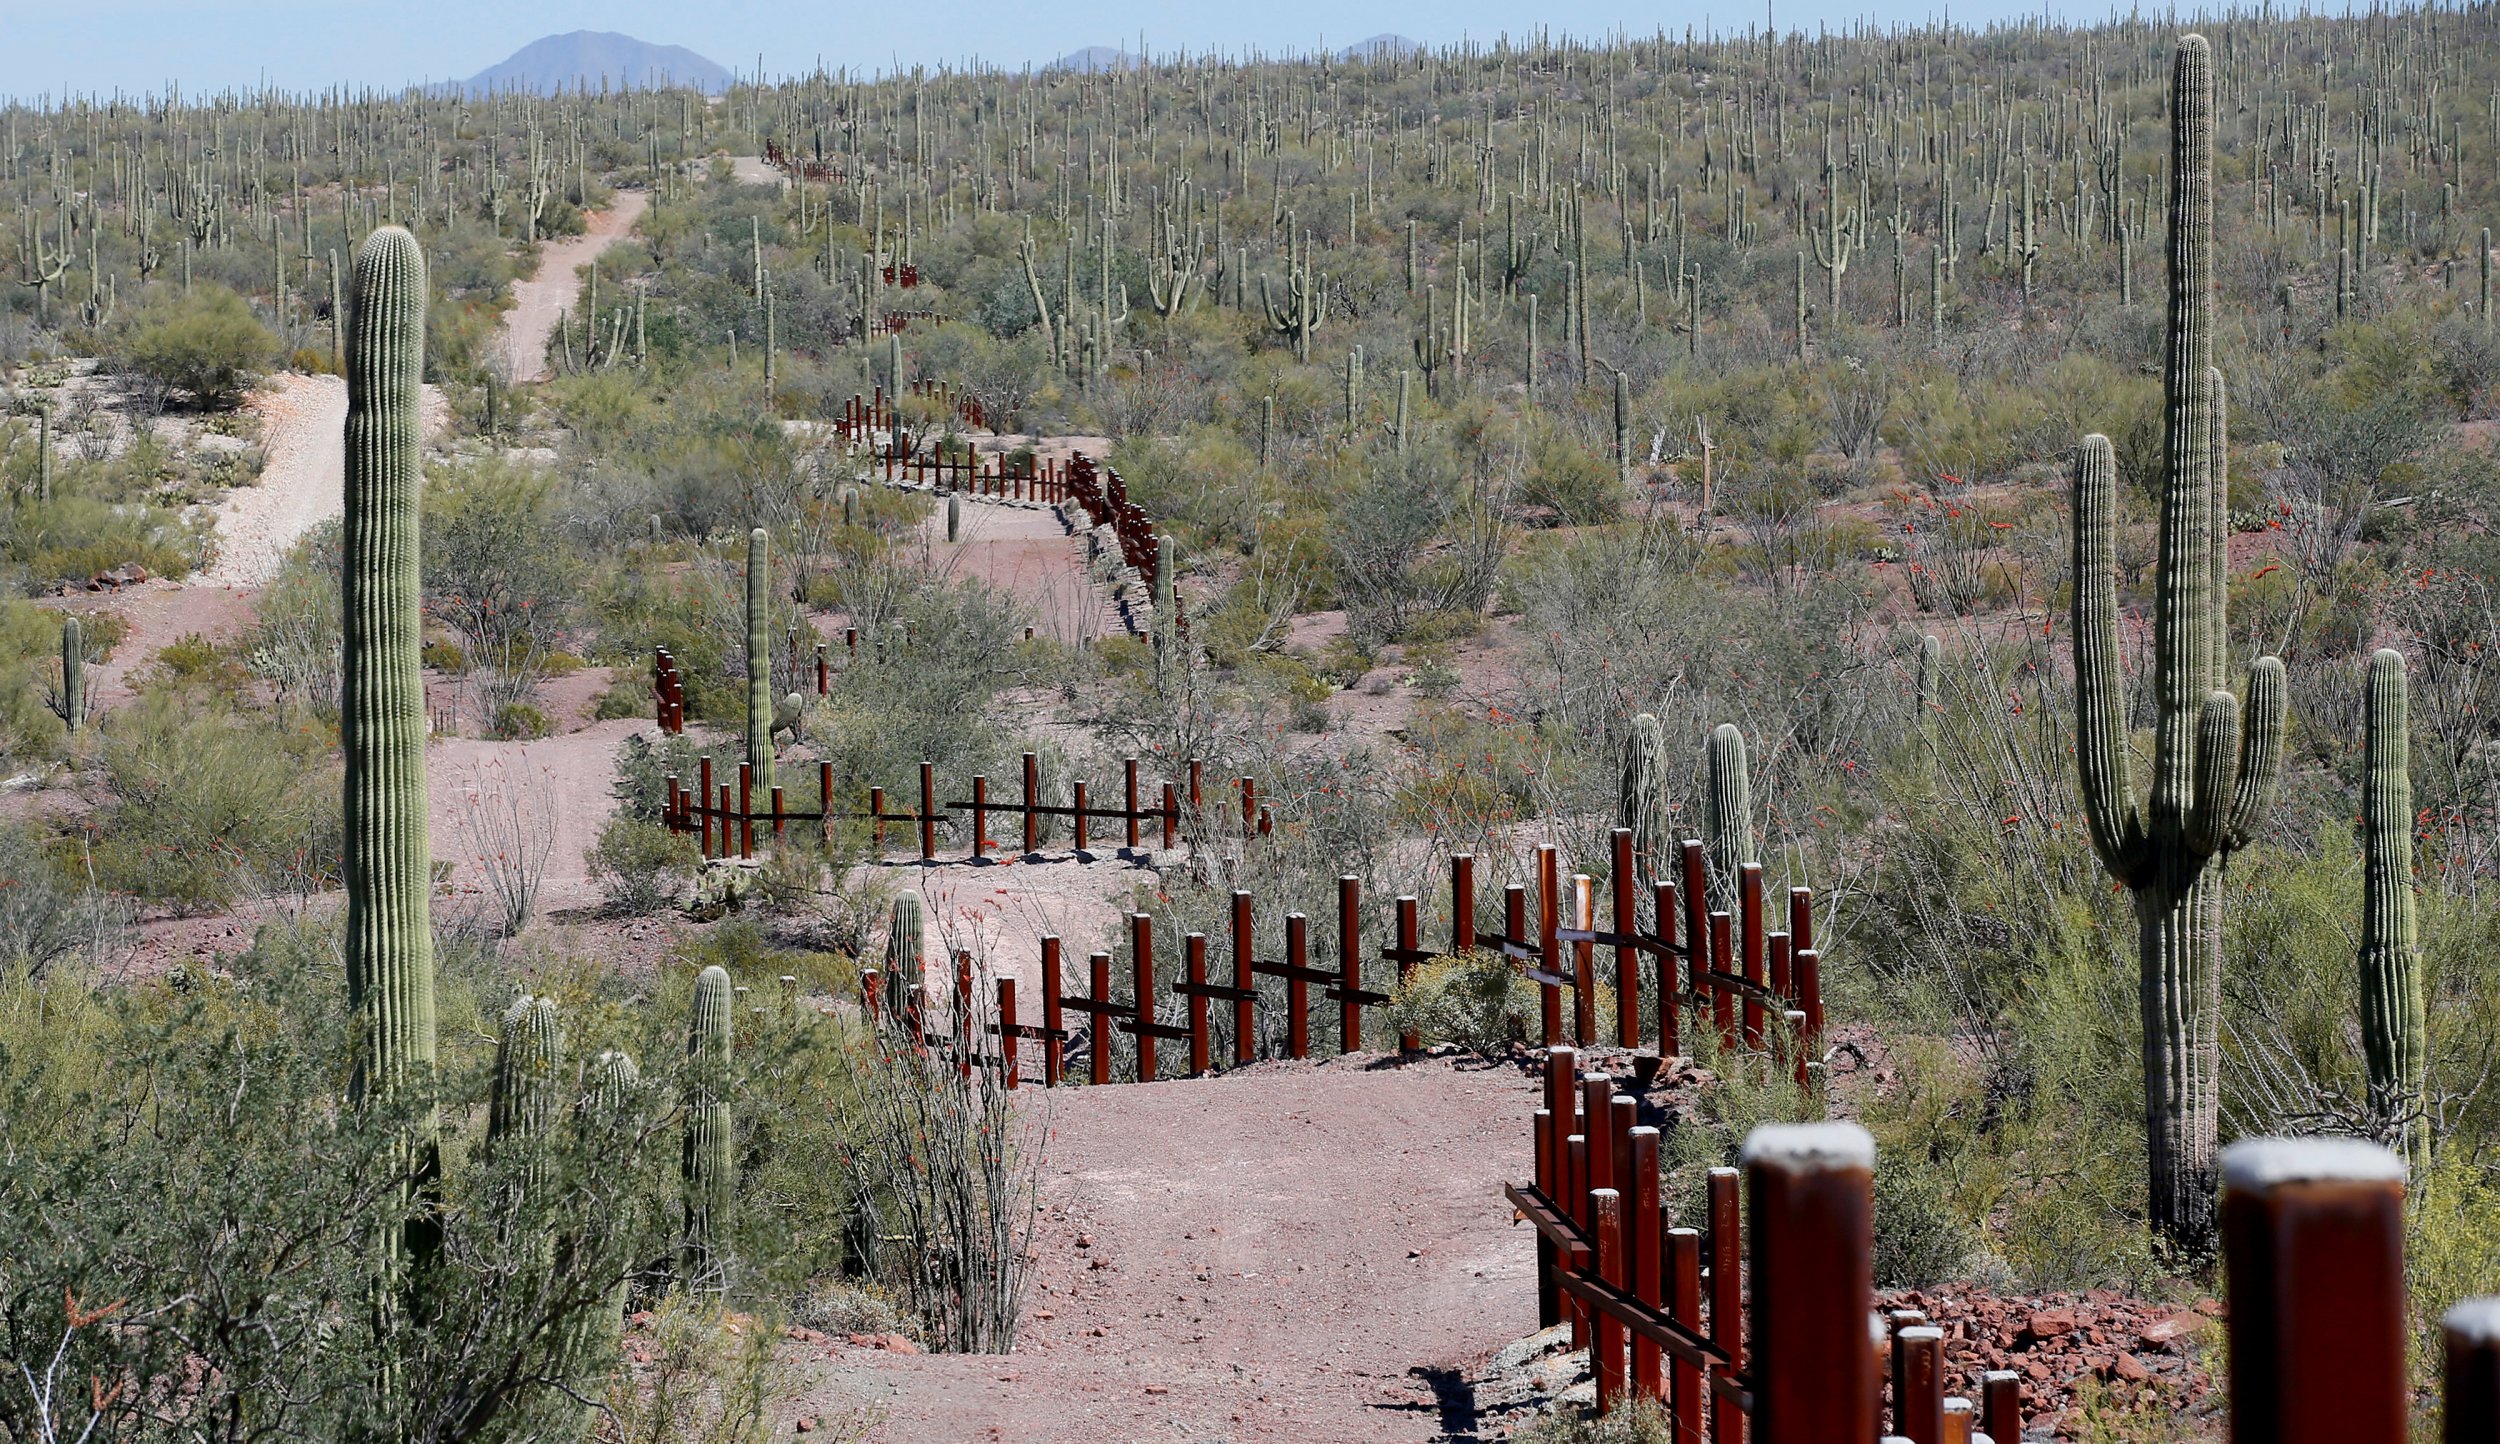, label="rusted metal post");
[1072,778,1089,855]
[1745,1122,1878,1444]
[1124,757,1142,850]
[1789,885,1813,957]
[1572,873,1597,1044]
[1231,890,1255,1064]
[771,785,785,839]
[1897,1325,1945,1444]
[1740,863,1766,1046]
[1089,952,1114,1086]
[1679,840,1709,1003]
[1708,912,1736,1049]
[1041,938,1065,1087]
[1022,751,1040,854]
[818,762,834,843]
[2221,1138,2408,1444]
[954,951,974,1079]
[918,761,937,861]
[1240,775,1256,833]
[860,968,880,1028]
[1339,875,1363,1053]
[1186,932,1211,1076]
[970,776,990,859]
[1942,1397,1975,1444]
[1285,911,1311,1059]
[1627,1125,1664,1402]
[815,642,829,695]
[1667,1227,1704,1443]
[1980,1371,2023,1444]
[1131,913,1157,1083]
[1451,853,1477,952]
[1161,781,1178,850]
[1533,1106,1560,1327]
[1583,1075,1616,1201]
[1768,930,1792,1005]
[1707,1165,1745,1444]
[697,756,713,855]
[1396,896,1423,1052]
[2446,1301,2500,1444]
[720,783,735,858]
[1593,1188,1627,1413]
[1189,758,1203,812]
[1566,1130,1590,1348]
[1536,843,1561,1004]
[1797,947,1825,1070]
[737,762,754,859]
[1653,880,1680,1054]
[1509,884,1555,1044]
[998,978,1020,1088]
[1612,829,1639,1049]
